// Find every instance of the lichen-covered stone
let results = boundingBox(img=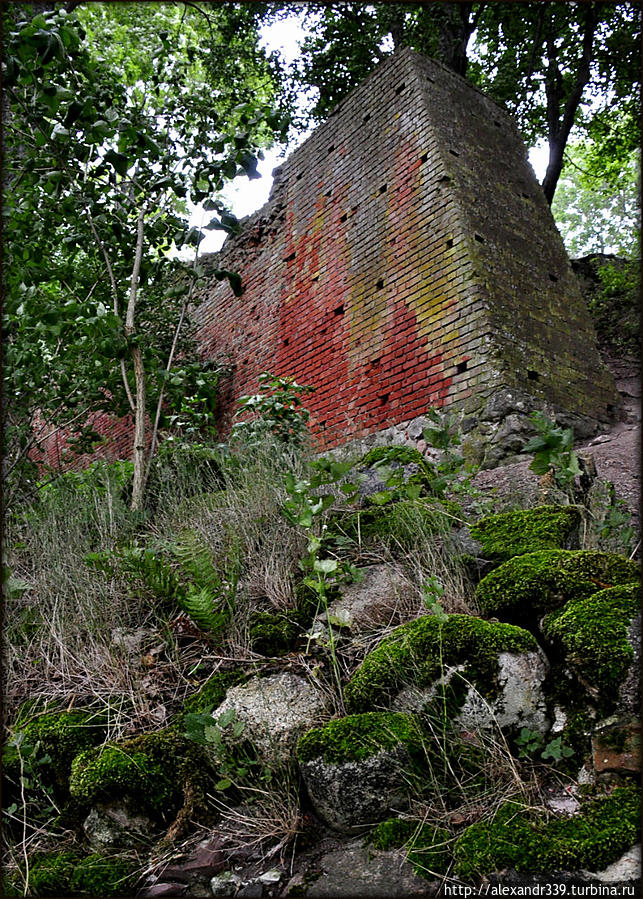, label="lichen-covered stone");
[470,505,581,563]
[475,550,640,621]
[542,584,640,708]
[83,800,156,850]
[213,673,328,764]
[453,784,640,878]
[343,613,538,720]
[297,712,426,831]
